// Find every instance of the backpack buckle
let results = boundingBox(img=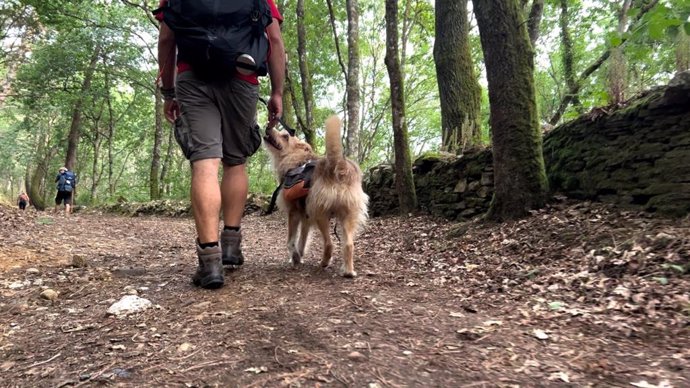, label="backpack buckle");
[251,10,260,22]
